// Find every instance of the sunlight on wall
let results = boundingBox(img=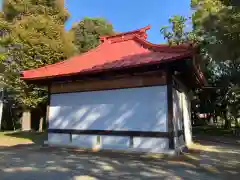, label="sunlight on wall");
[182,92,192,146]
[48,86,169,152]
[49,86,167,132]
[173,89,185,148]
